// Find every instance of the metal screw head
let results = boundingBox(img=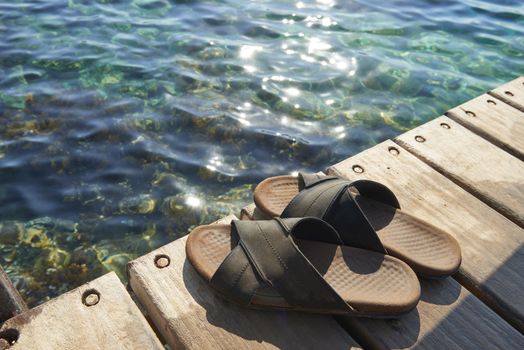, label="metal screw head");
[440,123,450,129]
[388,146,400,155]
[465,110,476,117]
[505,91,514,96]
[352,165,364,173]
[82,289,100,307]
[415,135,426,143]
[155,254,170,269]
[0,329,19,348]
[487,99,496,105]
